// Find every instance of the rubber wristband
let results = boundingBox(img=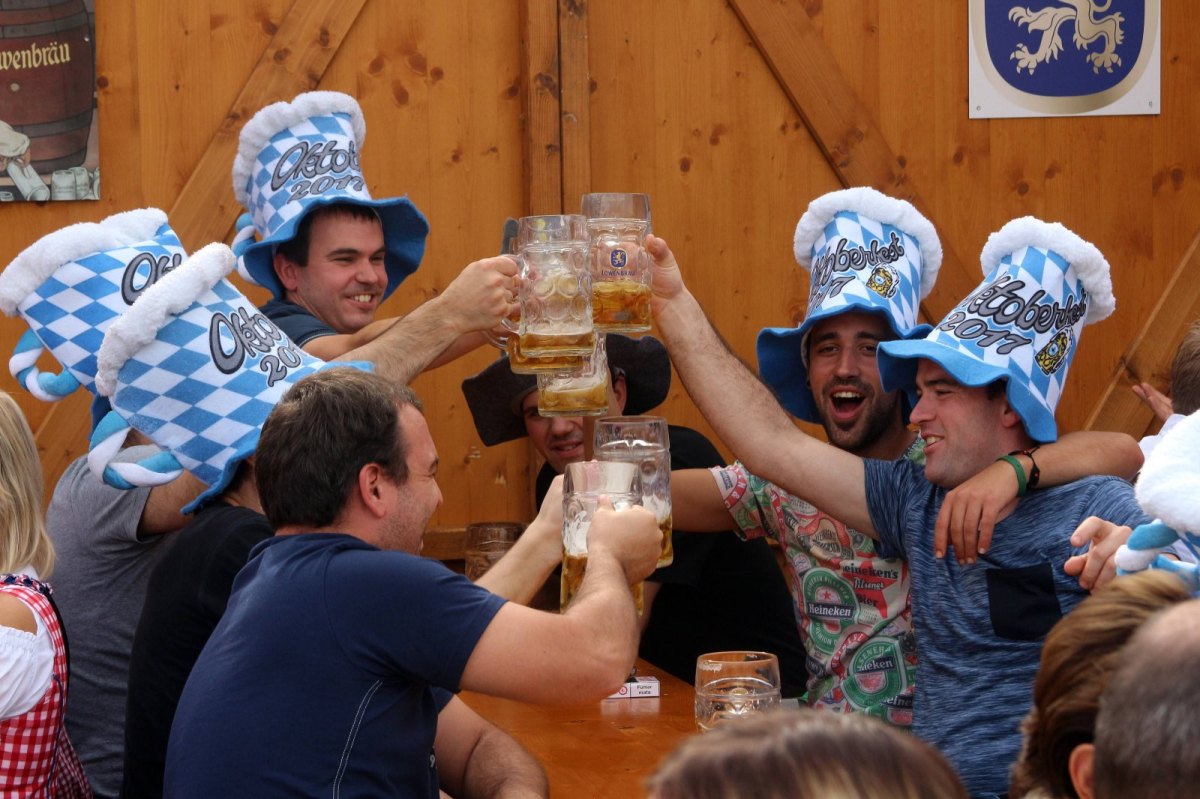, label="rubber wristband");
[997,454,1028,497]
[1009,447,1041,490]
